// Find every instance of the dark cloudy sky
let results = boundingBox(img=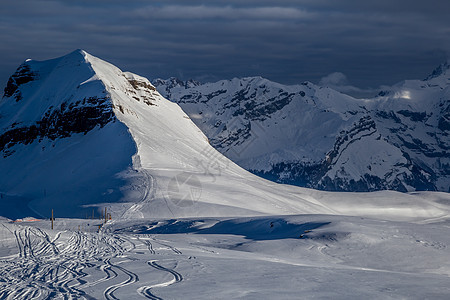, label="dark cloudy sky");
[1,0,449,97]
